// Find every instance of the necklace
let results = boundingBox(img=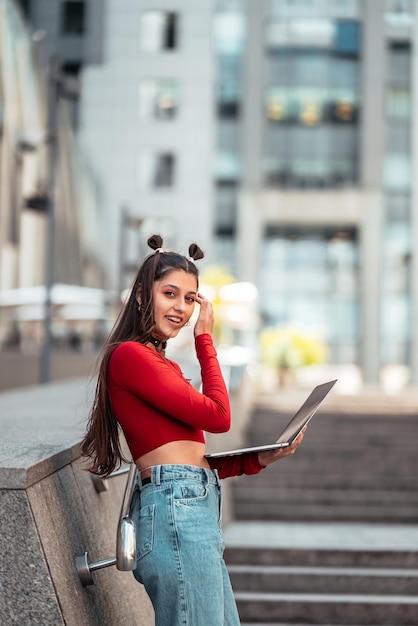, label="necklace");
[149,336,167,351]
